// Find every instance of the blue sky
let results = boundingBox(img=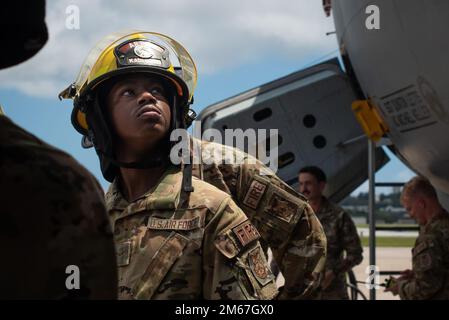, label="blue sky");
[1,0,415,193]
